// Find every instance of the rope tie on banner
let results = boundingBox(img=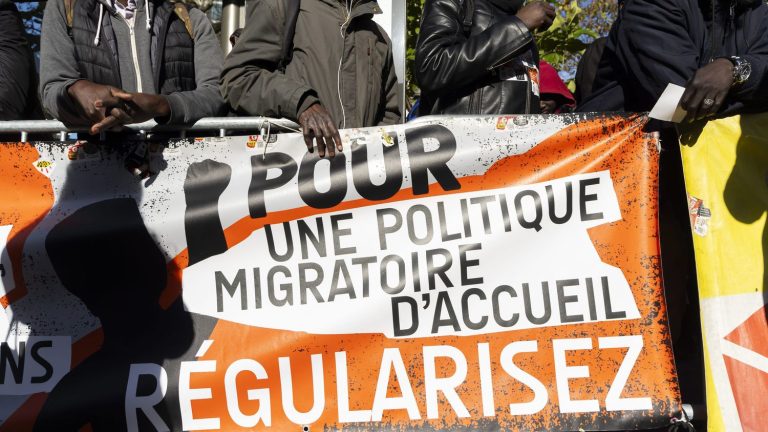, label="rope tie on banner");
[258,118,314,158]
[124,131,151,178]
[275,121,301,134]
[258,118,302,158]
[260,119,271,159]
